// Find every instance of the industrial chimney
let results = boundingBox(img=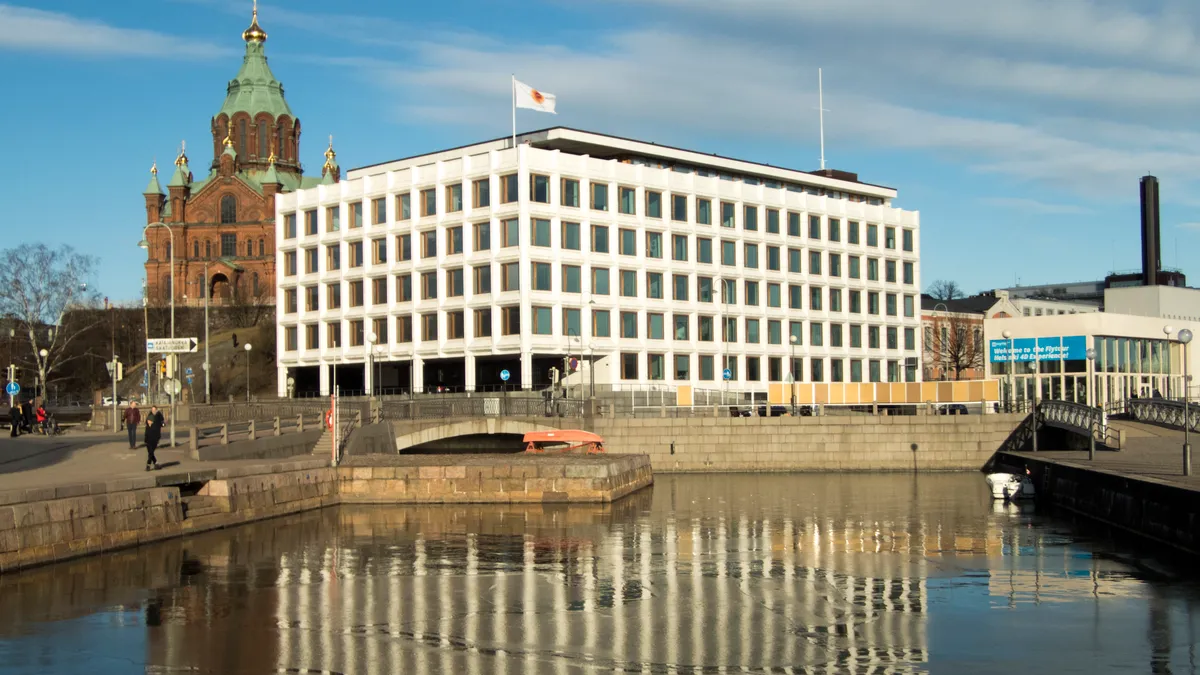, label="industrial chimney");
[1140,175,1161,286]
